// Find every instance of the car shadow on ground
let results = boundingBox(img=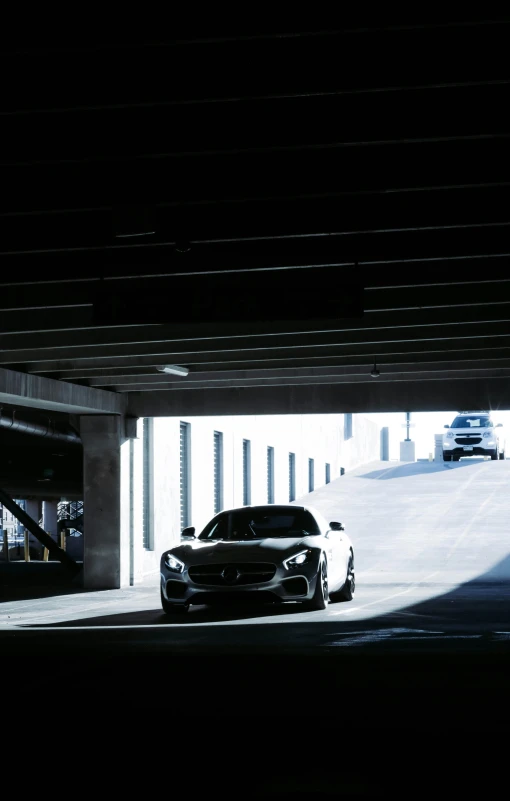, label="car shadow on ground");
[359,458,486,480]
[25,597,325,626]
[22,553,510,639]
